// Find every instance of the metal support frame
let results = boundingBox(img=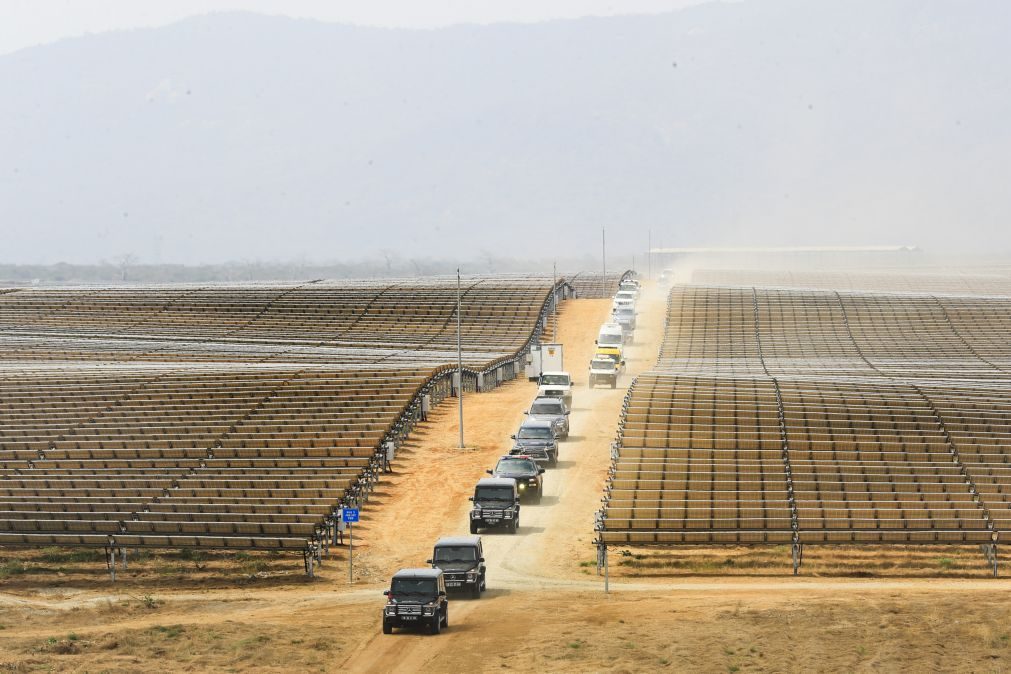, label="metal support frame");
[105,547,116,582]
[792,543,804,575]
[983,543,999,577]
